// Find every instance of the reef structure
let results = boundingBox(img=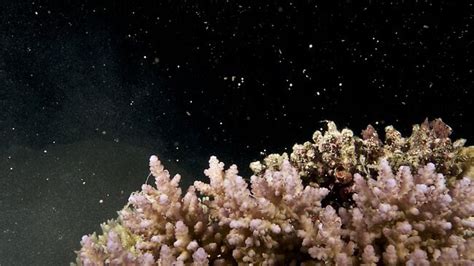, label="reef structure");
[74,119,474,265]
